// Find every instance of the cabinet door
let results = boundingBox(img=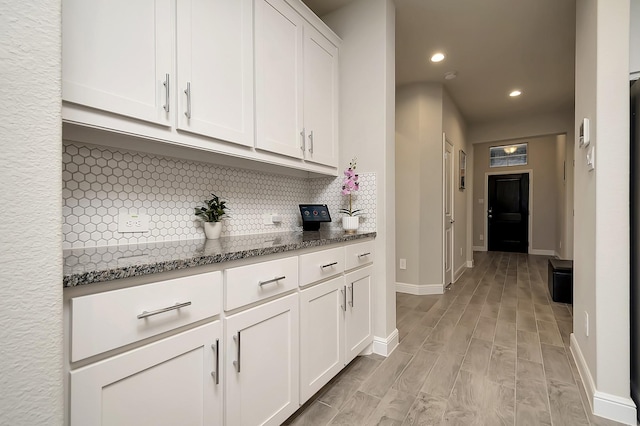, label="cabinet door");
[70,322,222,426]
[62,0,173,126]
[225,293,299,426]
[299,277,344,403]
[303,25,339,167]
[254,0,304,159]
[176,0,254,146]
[345,266,373,364]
